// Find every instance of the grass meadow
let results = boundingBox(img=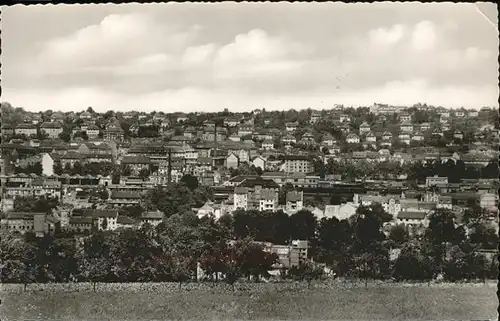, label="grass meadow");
[1,280,497,320]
